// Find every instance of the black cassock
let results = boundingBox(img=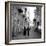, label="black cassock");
[27,26,30,36]
[23,26,26,36]
[23,26,30,36]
